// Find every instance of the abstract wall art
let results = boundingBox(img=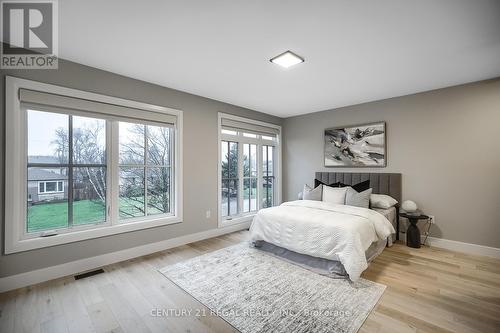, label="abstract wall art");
[324,122,386,167]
